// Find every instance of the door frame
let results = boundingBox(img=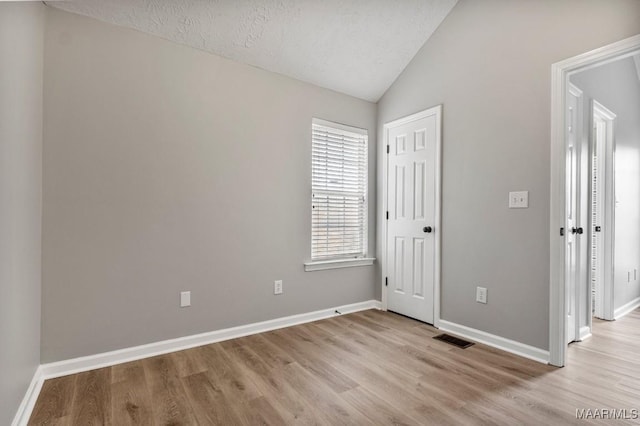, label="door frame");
[591,99,617,321]
[549,34,640,367]
[381,105,442,328]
